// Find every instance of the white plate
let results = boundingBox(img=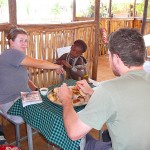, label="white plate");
[47,86,89,107]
